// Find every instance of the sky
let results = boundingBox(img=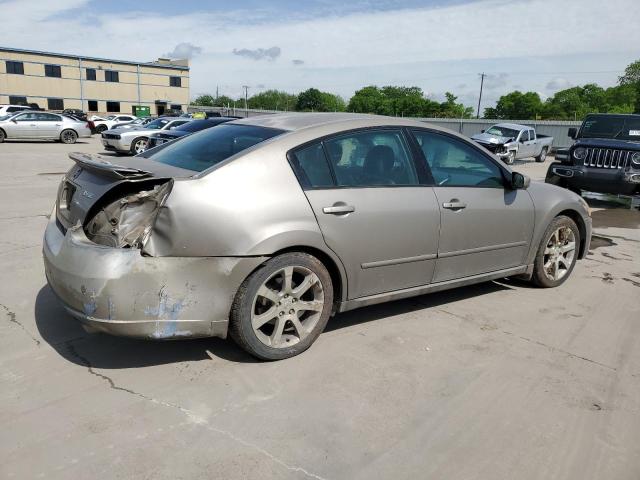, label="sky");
[2,0,639,109]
